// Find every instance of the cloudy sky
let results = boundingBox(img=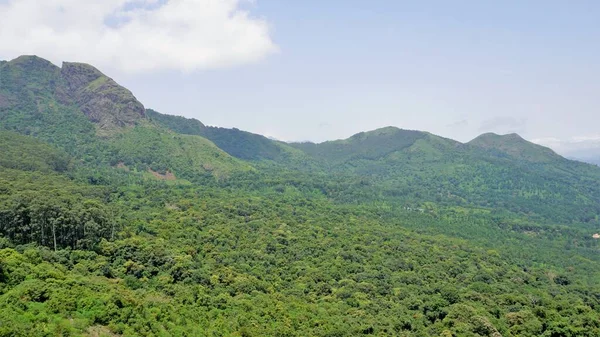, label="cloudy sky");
[0,0,598,156]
